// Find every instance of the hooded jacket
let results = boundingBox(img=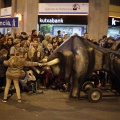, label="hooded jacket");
[4,56,39,79]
